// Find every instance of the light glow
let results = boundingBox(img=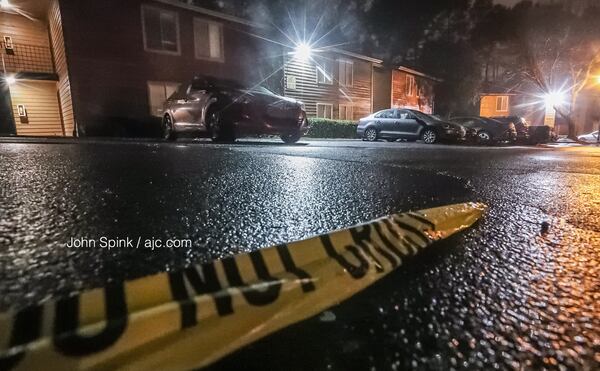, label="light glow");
[0,0,13,10]
[293,43,312,61]
[5,75,16,85]
[544,92,565,109]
